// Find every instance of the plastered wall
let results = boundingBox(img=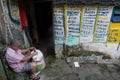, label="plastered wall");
[0,0,23,46]
[53,4,120,59]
